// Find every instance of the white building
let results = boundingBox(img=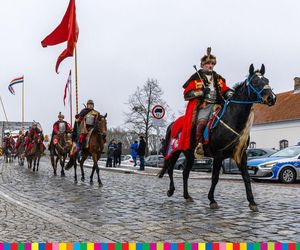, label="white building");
[250,77,300,150]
